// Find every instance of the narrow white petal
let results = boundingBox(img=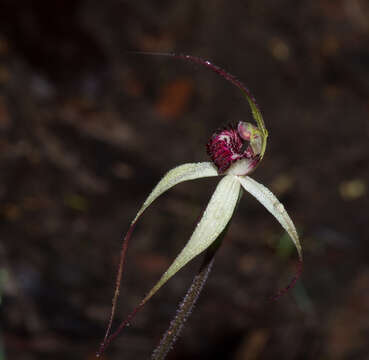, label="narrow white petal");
[141,175,241,304]
[100,162,218,344]
[133,162,218,223]
[238,176,302,260]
